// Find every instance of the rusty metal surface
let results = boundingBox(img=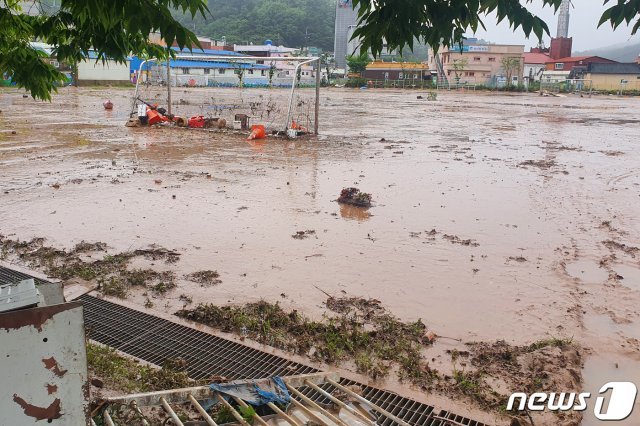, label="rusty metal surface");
[0,302,90,425]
